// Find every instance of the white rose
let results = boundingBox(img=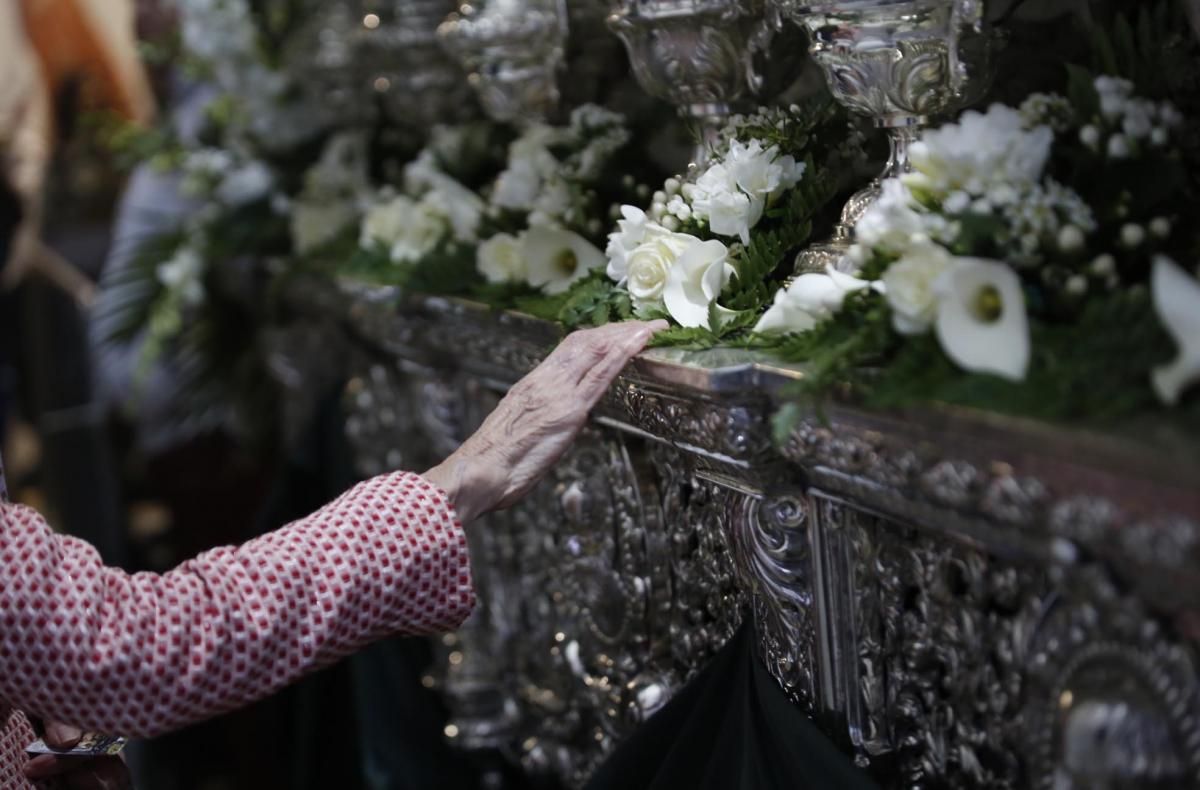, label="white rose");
[522,226,606,294]
[390,201,446,263]
[291,200,358,255]
[360,194,411,249]
[754,266,873,334]
[663,239,735,328]
[421,182,484,242]
[476,233,527,284]
[881,242,955,334]
[493,133,558,211]
[626,232,699,306]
